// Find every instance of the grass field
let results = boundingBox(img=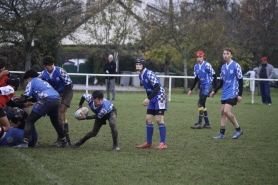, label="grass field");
[0,89,278,185]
